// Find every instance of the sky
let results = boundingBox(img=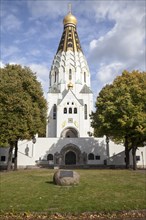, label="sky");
[1,0,146,102]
